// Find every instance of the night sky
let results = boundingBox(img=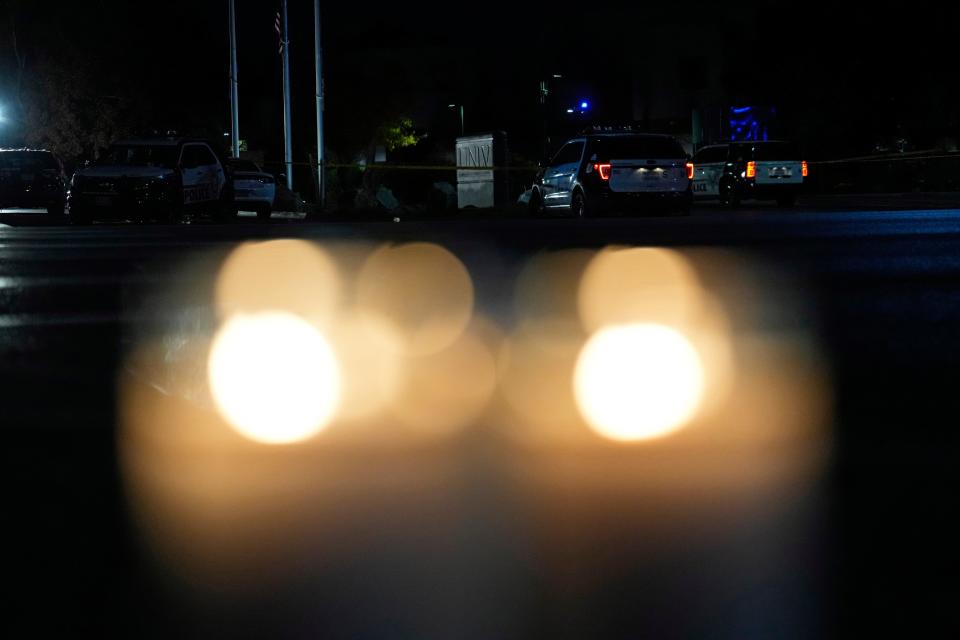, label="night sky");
[1,1,958,162]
